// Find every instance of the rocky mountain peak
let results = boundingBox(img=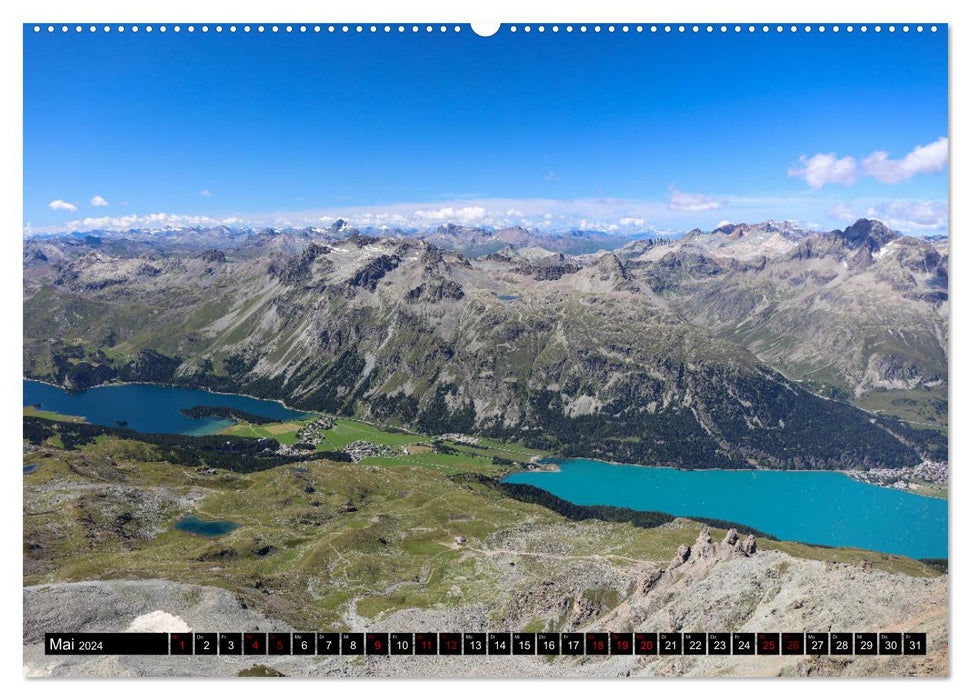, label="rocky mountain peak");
[434,223,482,237]
[593,251,627,273]
[346,233,381,248]
[709,220,810,242]
[23,247,48,263]
[484,246,523,263]
[712,223,750,239]
[591,252,640,290]
[837,218,899,251]
[328,218,355,235]
[199,249,226,265]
